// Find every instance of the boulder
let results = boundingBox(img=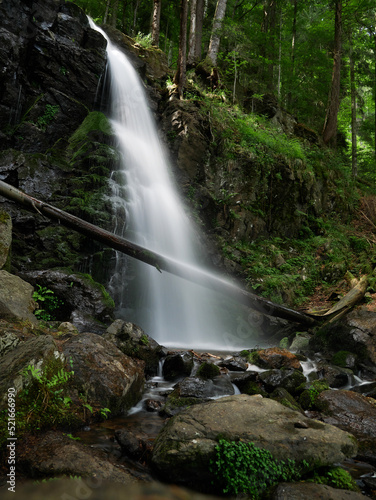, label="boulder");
[151,394,357,489]
[0,270,37,324]
[317,389,376,463]
[62,332,145,415]
[311,308,376,366]
[271,482,365,499]
[104,319,166,375]
[16,431,138,484]
[254,347,303,371]
[162,351,194,381]
[20,269,115,332]
[258,368,306,395]
[176,375,235,399]
[0,334,58,408]
[1,479,222,500]
[0,210,12,270]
